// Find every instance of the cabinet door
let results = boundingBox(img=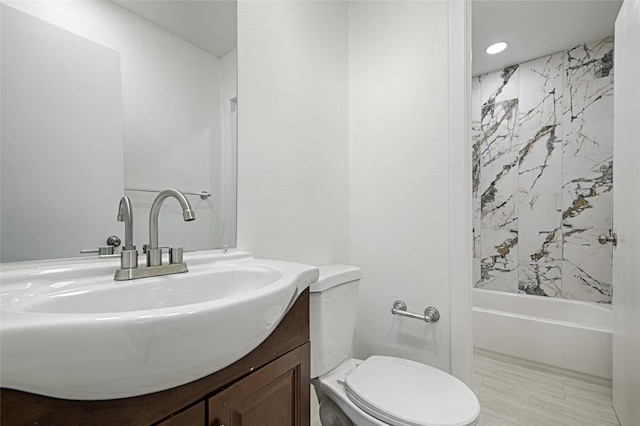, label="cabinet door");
[208,343,310,426]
